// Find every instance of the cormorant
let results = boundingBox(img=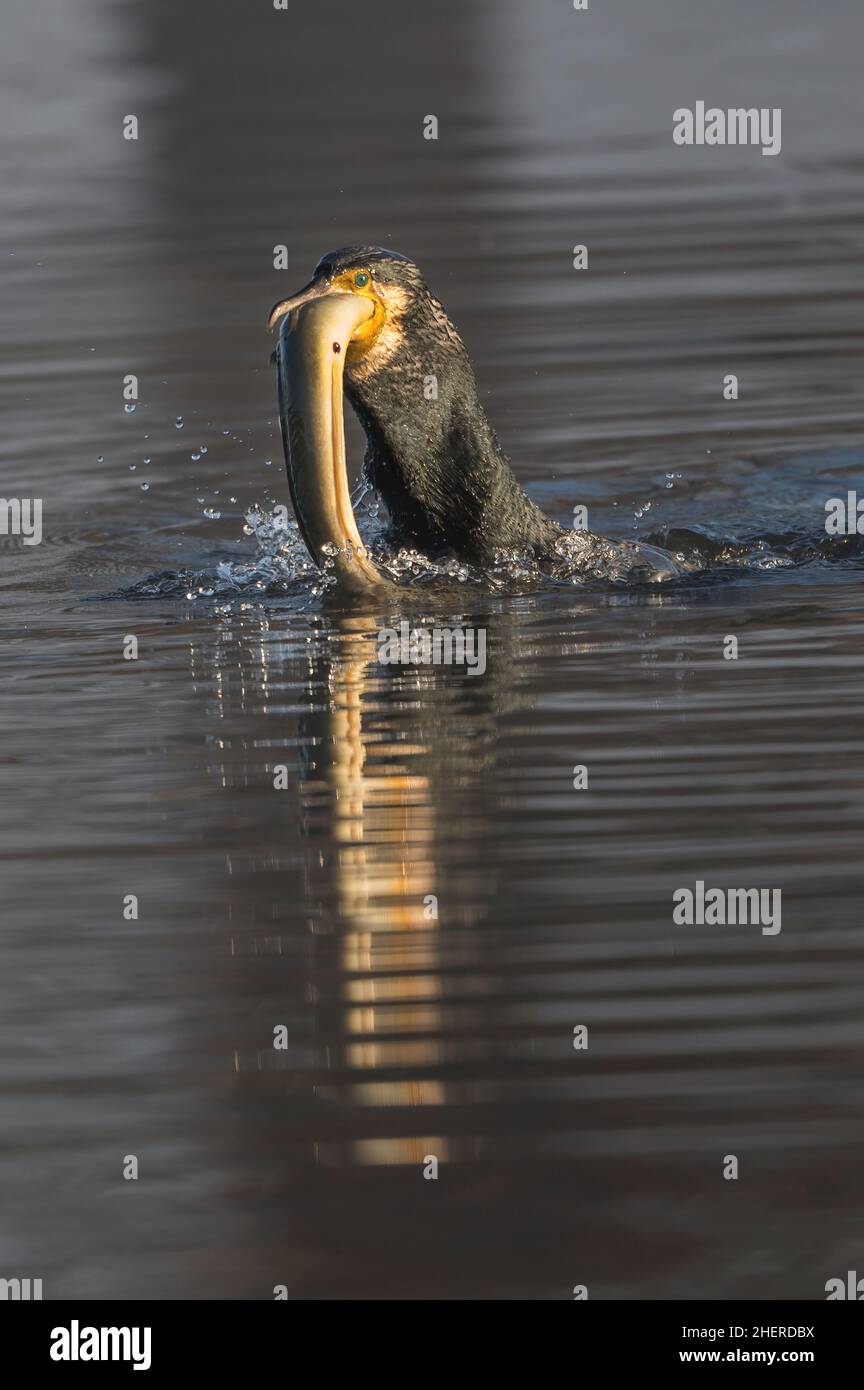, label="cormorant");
[268,246,665,592]
[268,246,566,591]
